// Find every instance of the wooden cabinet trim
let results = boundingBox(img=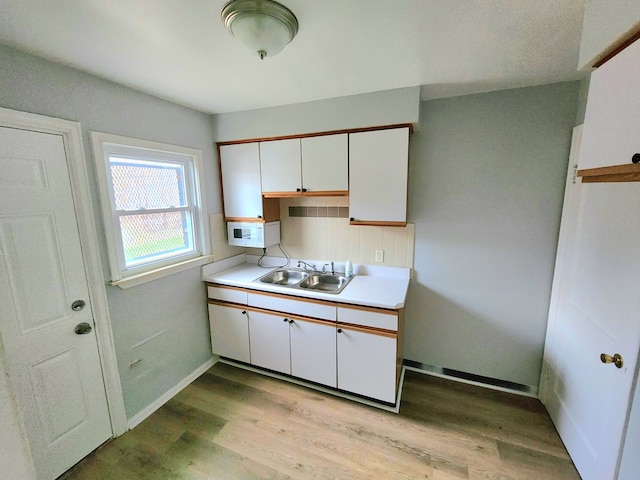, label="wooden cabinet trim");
[337,303,399,316]
[593,28,640,68]
[337,322,397,339]
[206,283,249,292]
[216,123,413,147]
[210,299,337,326]
[349,220,407,227]
[208,299,248,309]
[303,190,349,197]
[578,163,640,183]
